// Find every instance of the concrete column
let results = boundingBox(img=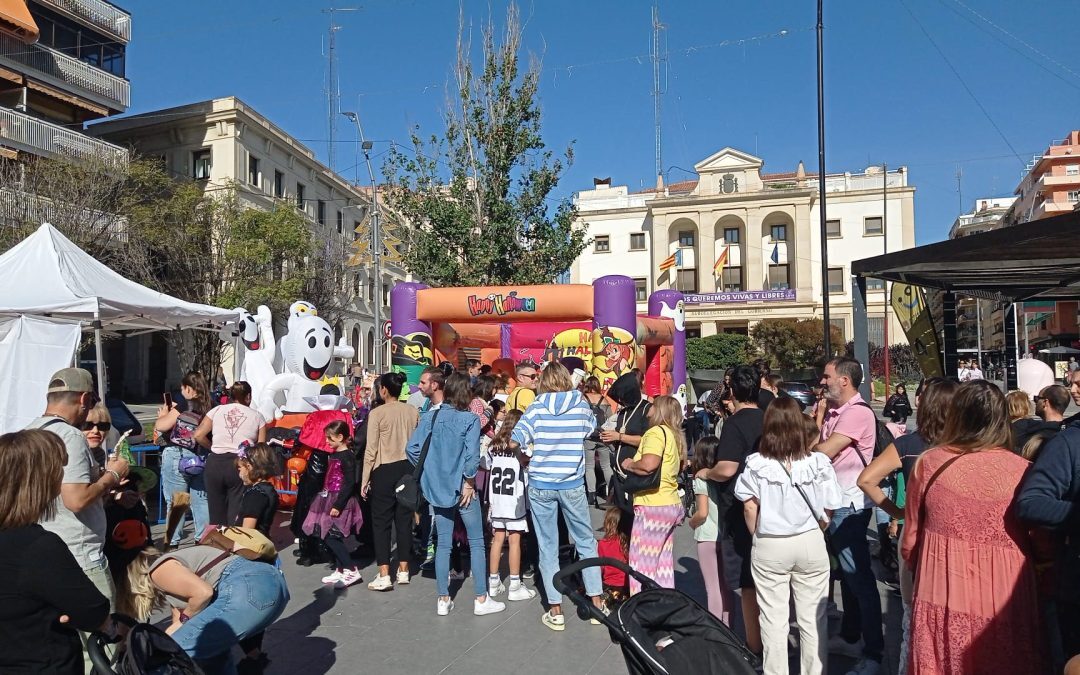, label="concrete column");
[852,274,871,401]
[794,202,812,294]
[651,216,671,290]
[697,221,716,294]
[700,321,718,337]
[744,211,764,291]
